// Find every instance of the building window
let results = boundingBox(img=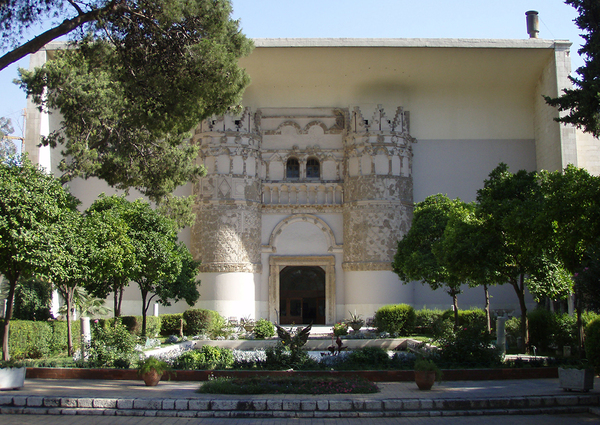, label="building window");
[286,157,300,179]
[306,157,320,179]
